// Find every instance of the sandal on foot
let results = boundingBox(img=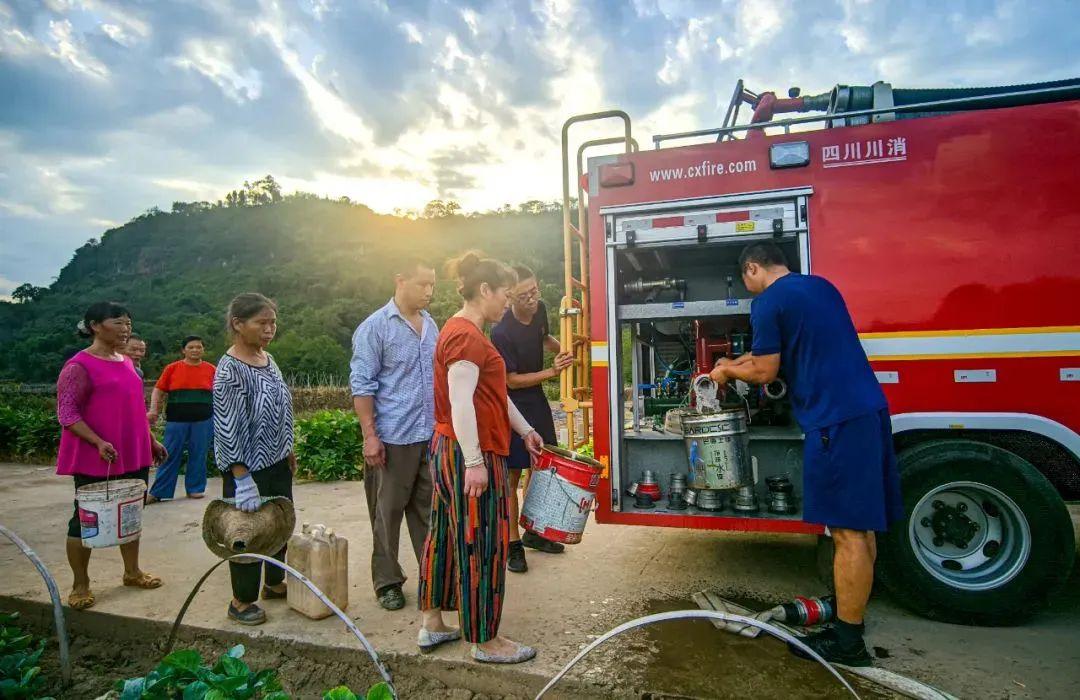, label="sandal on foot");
[186,492,205,499]
[145,495,161,505]
[68,591,95,610]
[123,572,163,589]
